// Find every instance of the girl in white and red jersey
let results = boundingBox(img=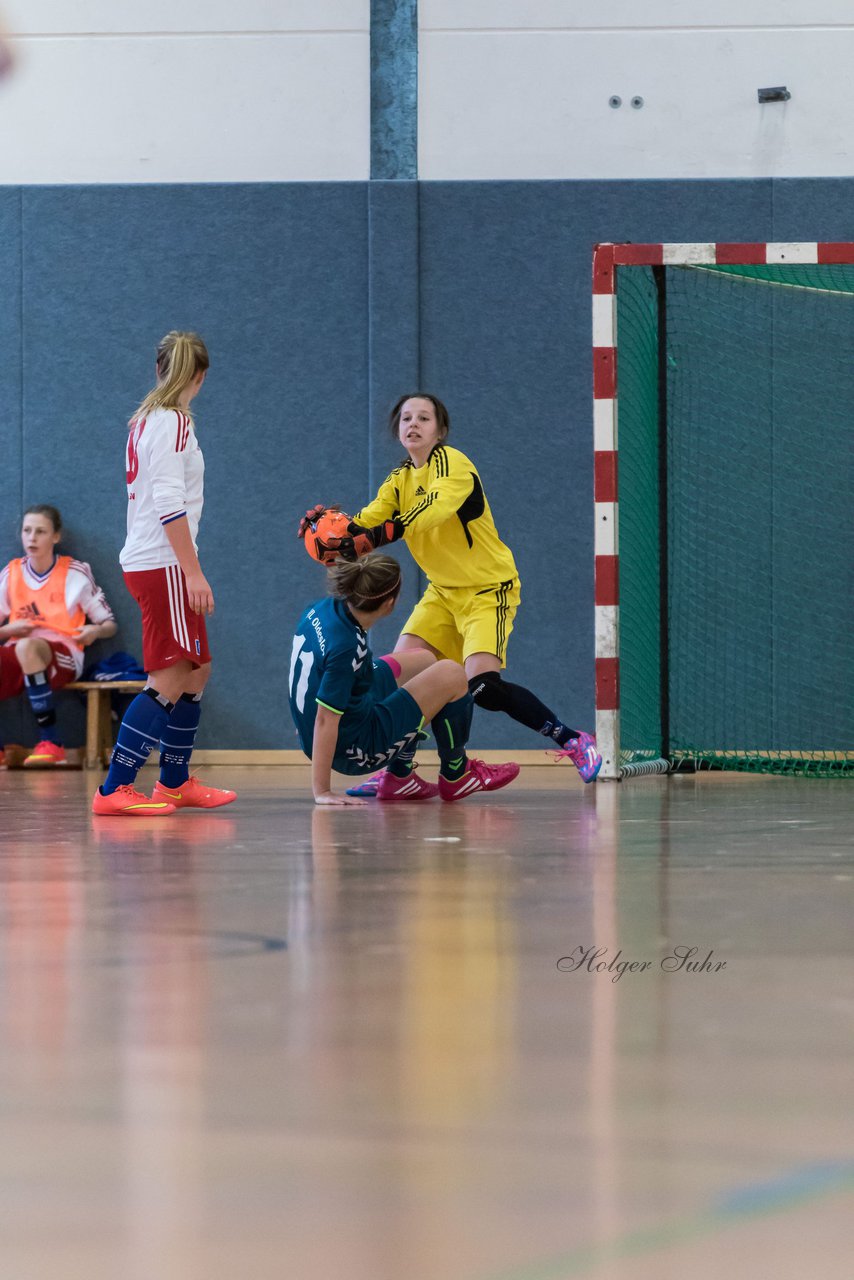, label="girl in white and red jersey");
[0,504,117,767]
[92,331,236,817]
